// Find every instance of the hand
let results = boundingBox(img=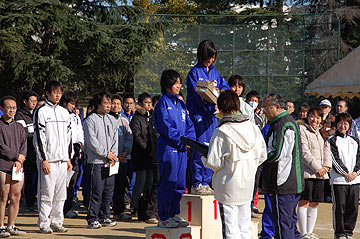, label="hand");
[67,160,73,172]
[118,153,127,162]
[318,167,328,177]
[107,151,117,161]
[13,161,22,173]
[346,173,356,182]
[351,172,358,179]
[42,160,51,174]
[17,154,26,164]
